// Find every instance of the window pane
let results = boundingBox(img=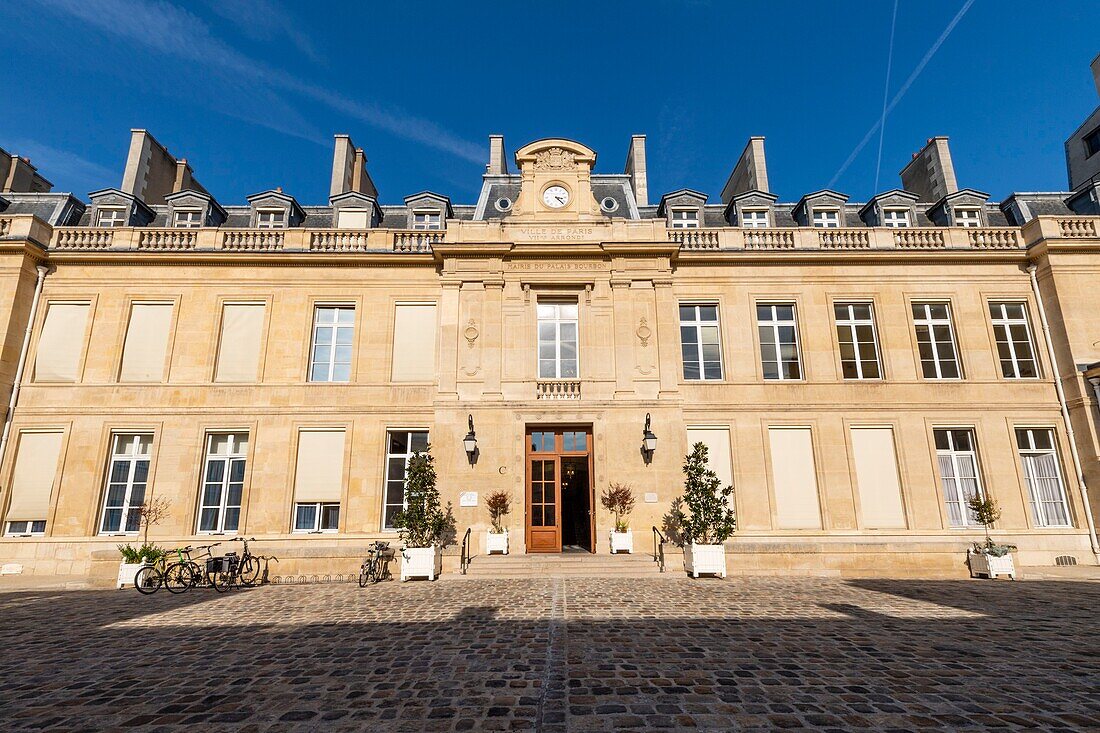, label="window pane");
[295,504,317,530]
[321,504,340,530]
